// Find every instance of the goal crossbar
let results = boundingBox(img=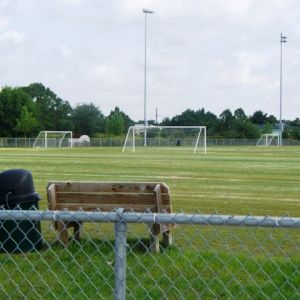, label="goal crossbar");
[122,125,207,154]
